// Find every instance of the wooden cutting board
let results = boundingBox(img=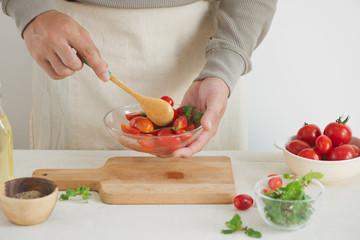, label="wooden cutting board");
[32,156,236,204]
